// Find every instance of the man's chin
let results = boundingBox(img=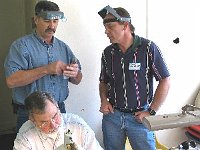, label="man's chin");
[110,40,115,44]
[48,129,58,134]
[47,126,60,134]
[47,32,55,35]
[45,31,55,36]
[108,38,115,43]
